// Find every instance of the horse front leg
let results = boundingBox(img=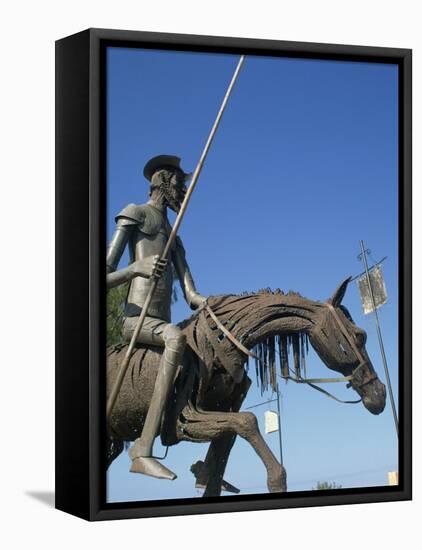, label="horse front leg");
[182,410,286,493]
[238,412,287,492]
